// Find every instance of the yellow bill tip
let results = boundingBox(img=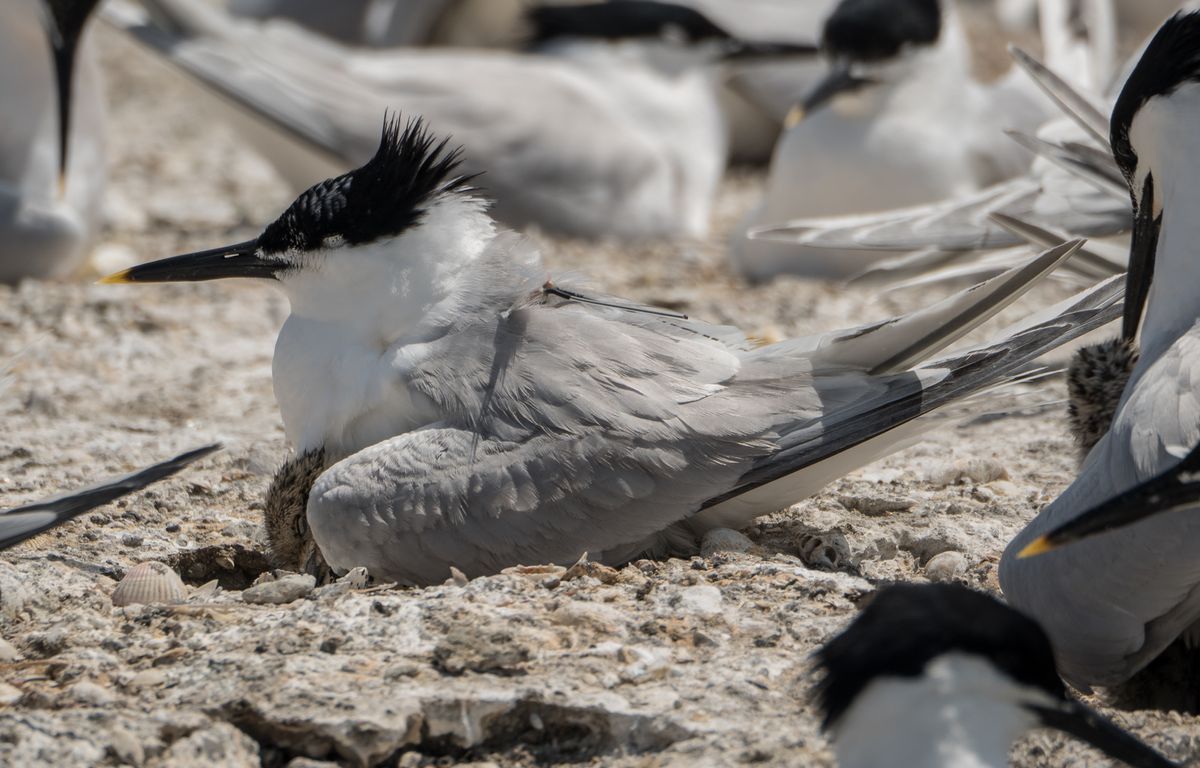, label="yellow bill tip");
[1017,536,1057,559]
[785,105,806,130]
[97,269,133,285]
